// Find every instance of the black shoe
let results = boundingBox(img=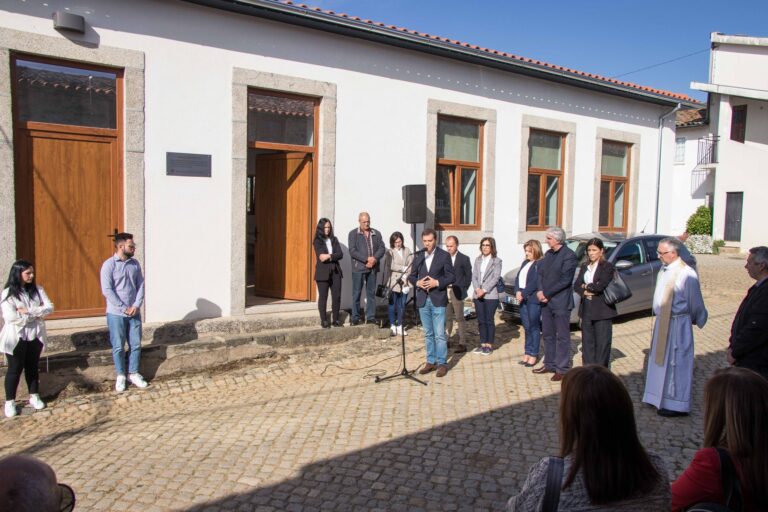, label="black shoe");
[366,318,376,325]
[454,344,467,354]
[321,320,330,329]
[332,321,342,328]
[350,319,361,326]
[657,408,689,418]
